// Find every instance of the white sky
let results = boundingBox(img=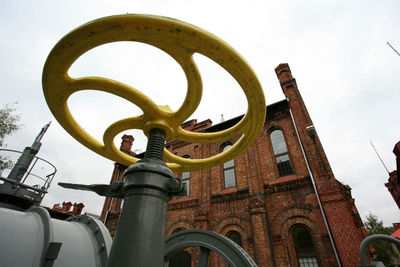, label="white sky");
[1,0,399,226]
